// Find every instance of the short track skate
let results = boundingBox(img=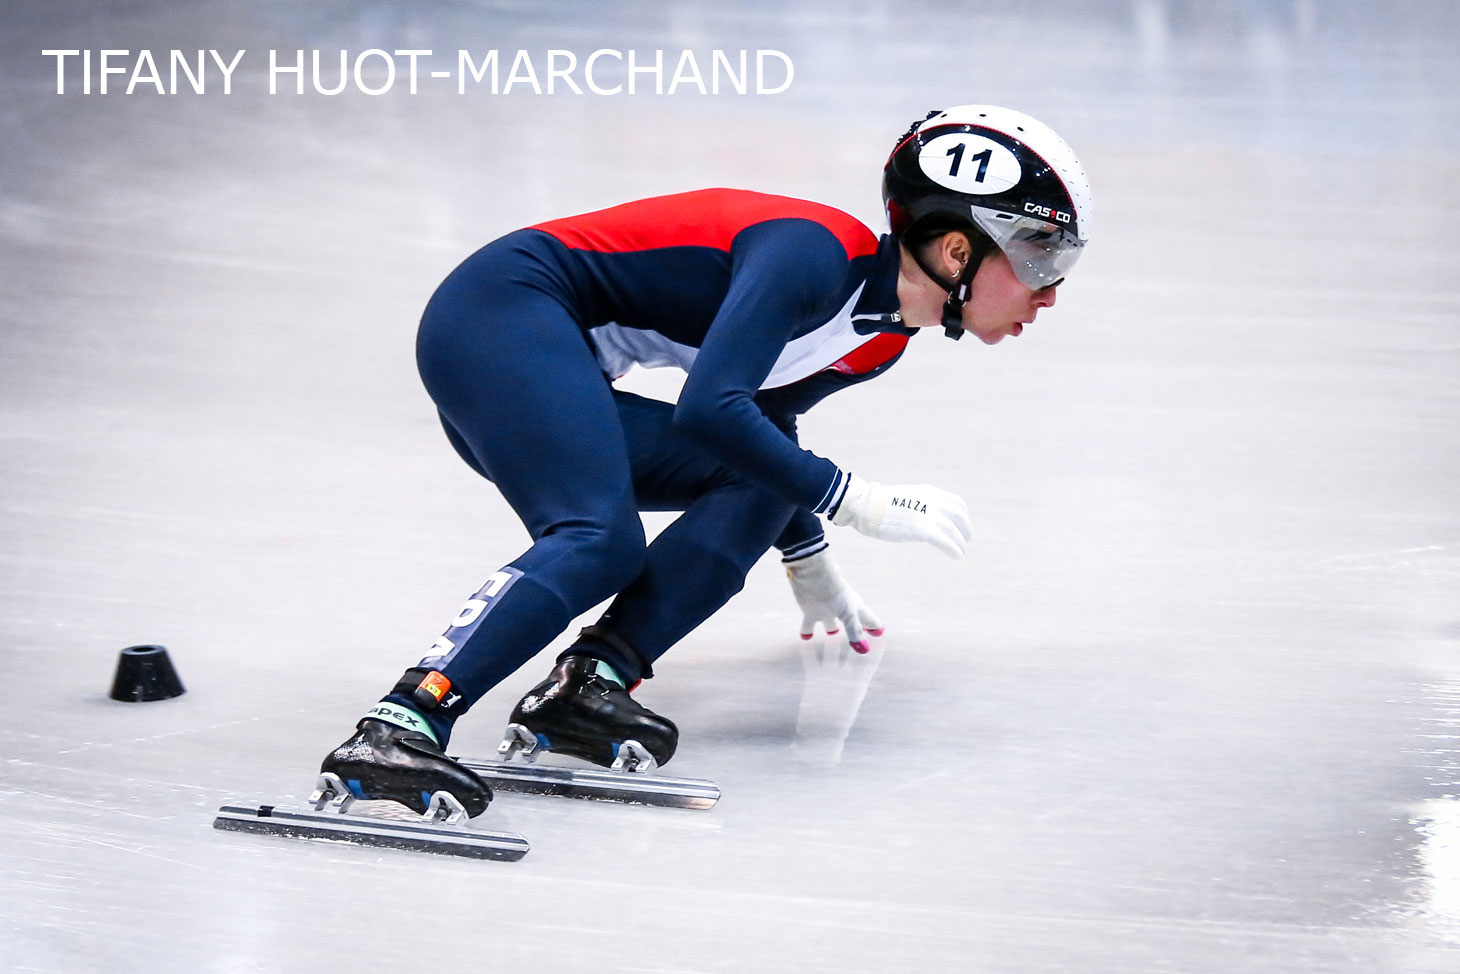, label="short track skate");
[213,772,530,861]
[458,722,721,809]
